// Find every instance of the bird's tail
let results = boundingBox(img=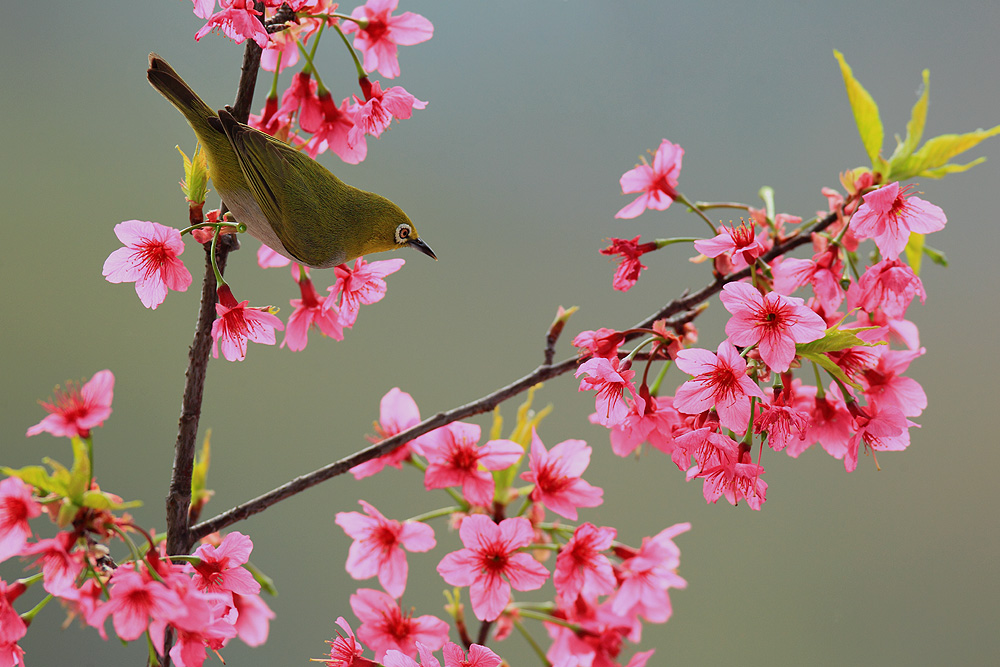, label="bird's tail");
[146,53,217,131]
